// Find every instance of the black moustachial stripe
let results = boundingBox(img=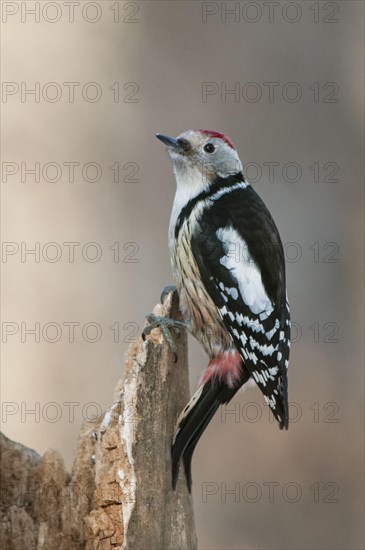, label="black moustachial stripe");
[174,172,245,239]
